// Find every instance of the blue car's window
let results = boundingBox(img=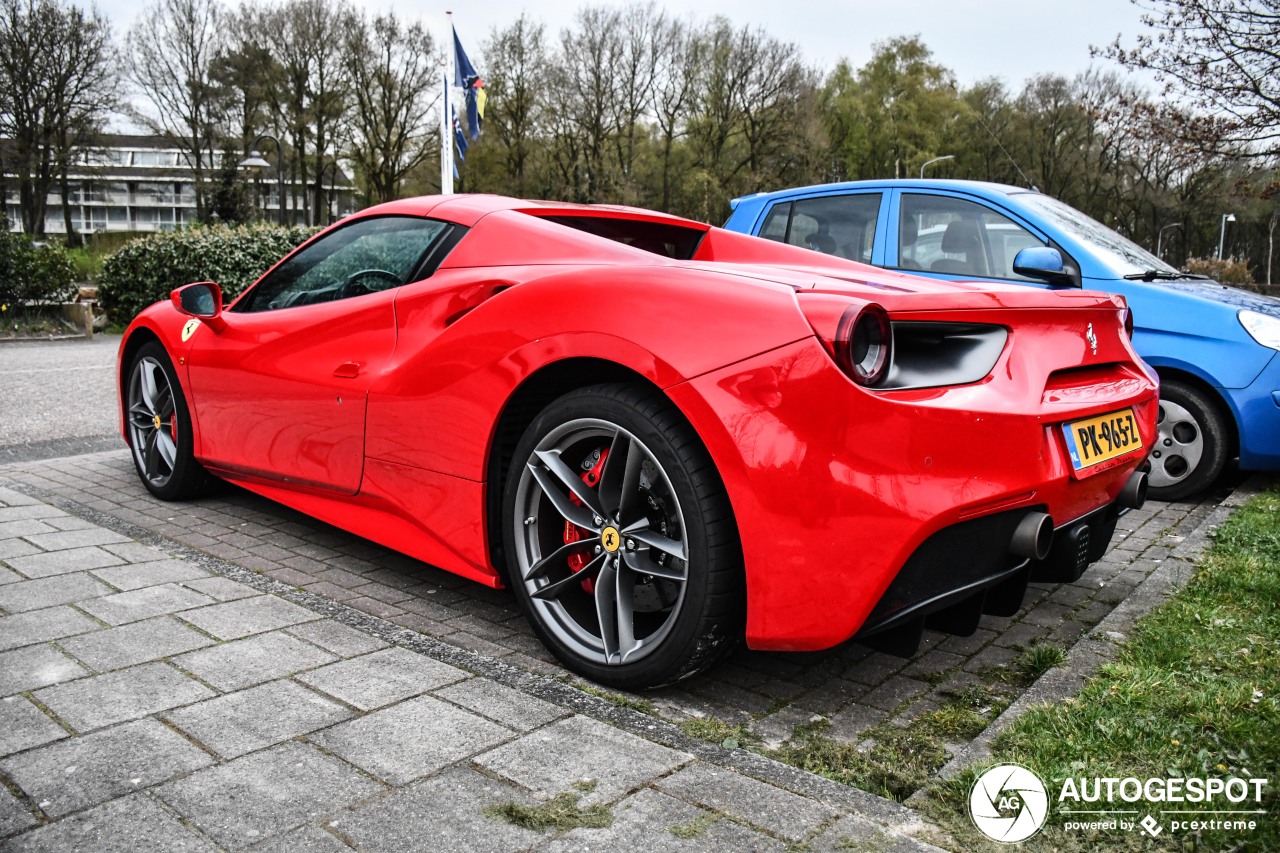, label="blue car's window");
[898,194,1042,281]
[760,194,881,262]
[1015,192,1178,276]
[238,216,451,312]
[759,203,791,242]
